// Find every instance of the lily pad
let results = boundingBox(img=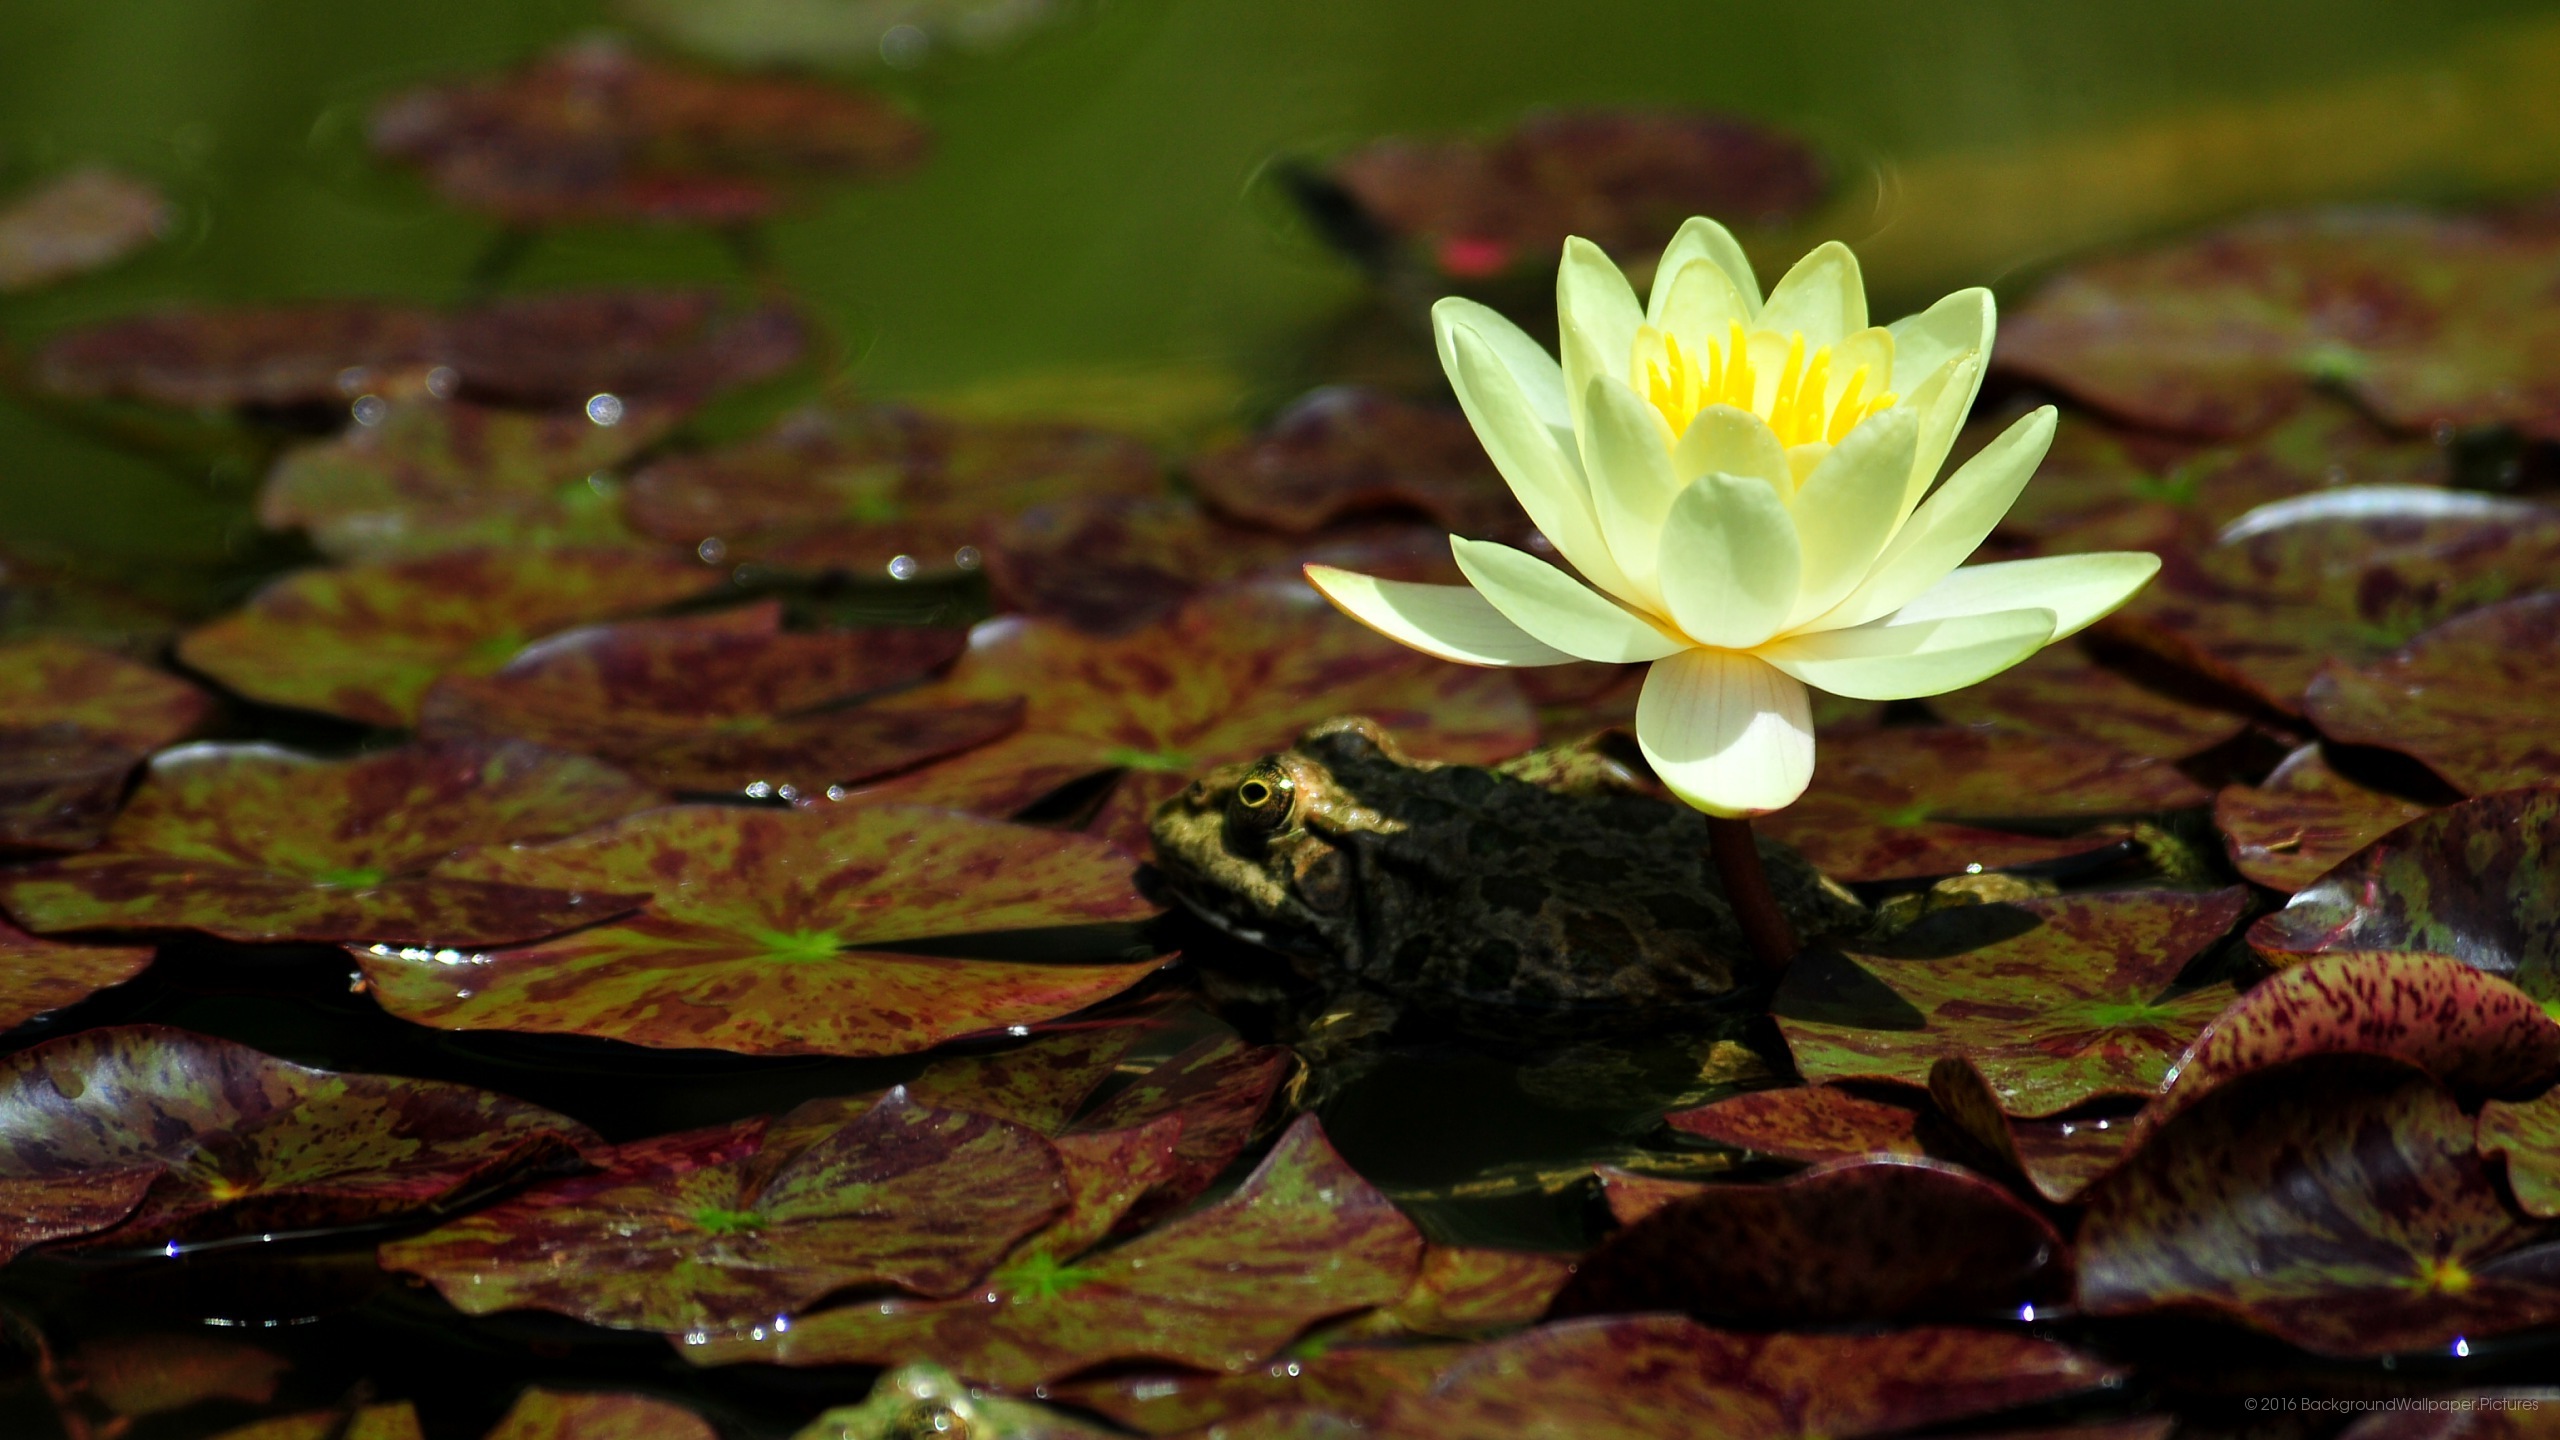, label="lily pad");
[851,579,1536,821]
[0,740,655,946]
[0,637,213,853]
[2078,1054,2560,1356]
[380,1090,1065,1333]
[1369,1317,2122,1440]
[1775,889,2251,1114]
[1551,1156,2070,1326]
[1317,109,1825,281]
[1925,1058,2139,1205]
[1663,1086,1932,1164]
[1068,1032,1294,1225]
[2480,1091,2560,1220]
[685,1114,1426,1387]
[1757,727,2205,883]
[0,167,170,291]
[0,1024,599,1258]
[981,496,1309,635]
[371,39,928,226]
[2214,743,2436,892]
[2306,593,2560,795]
[1998,208,2560,441]
[213,1404,424,1440]
[419,603,1010,797]
[1060,1346,1458,1436]
[622,0,1072,69]
[486,1388,717,1440]
[790,1362,1120,1440]
[69,1333,289,1419]
[1185,388,1526,542]
[1928,641,2251,763]
[360,802,1164,1056]
[0,920,153,1030]
[624,403,1161,580]
[2337,1395,2560,1440]
[177,548,715,726]
[2248,788,2560,1010]
[1336,1246,1578,1341]
[259,396,684,560]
